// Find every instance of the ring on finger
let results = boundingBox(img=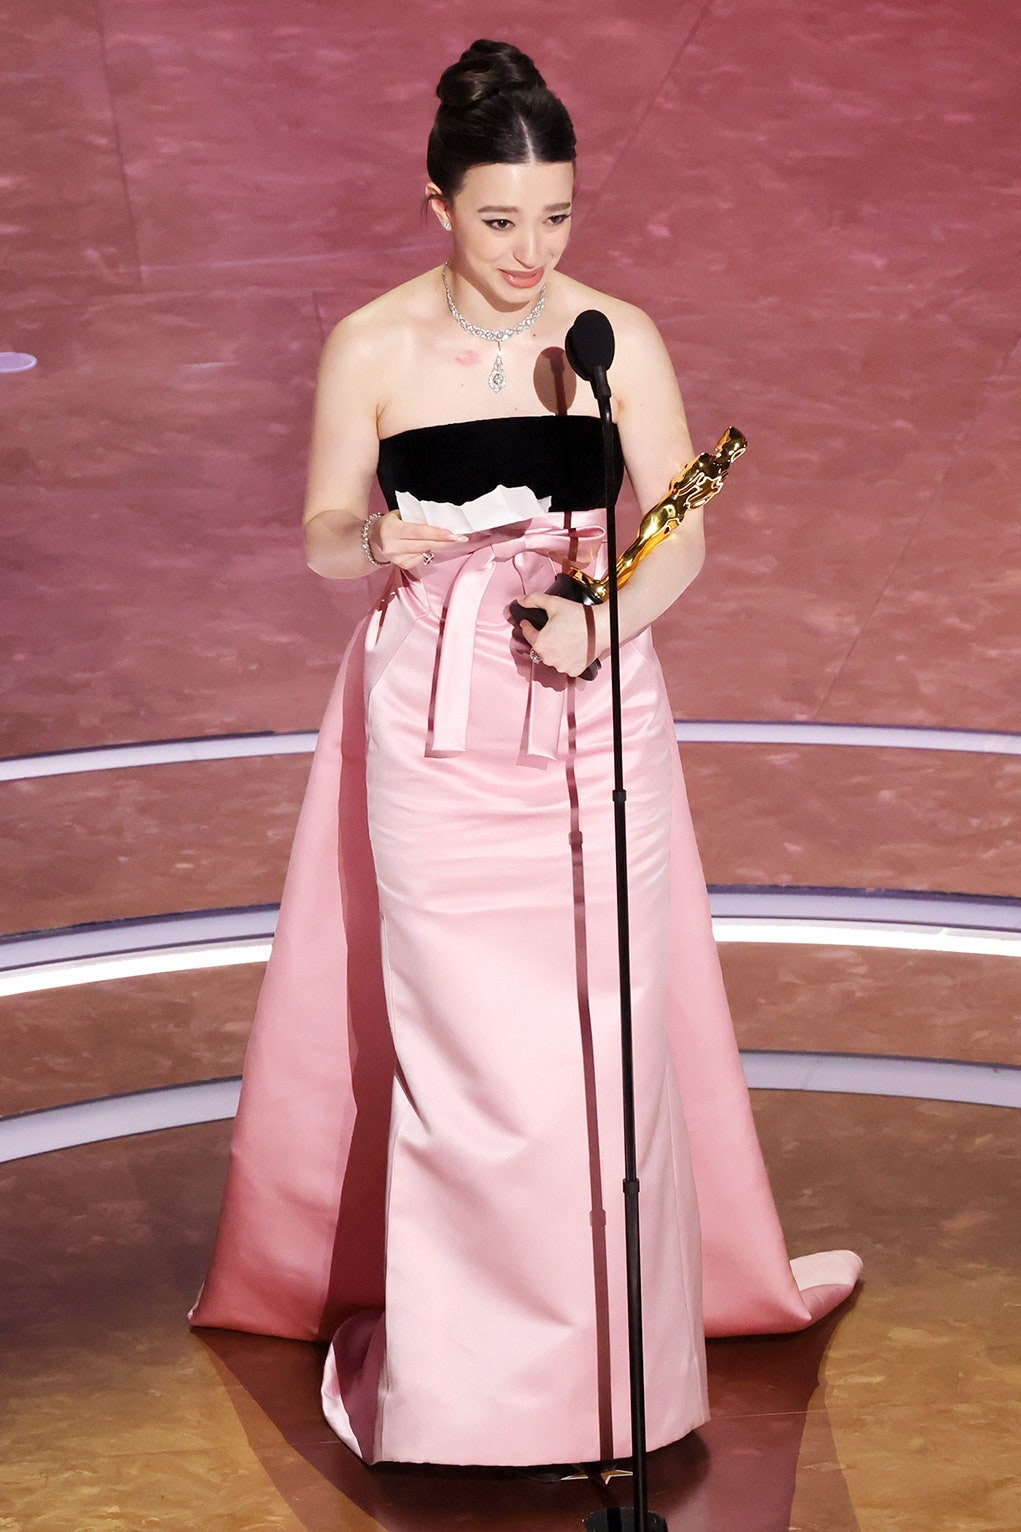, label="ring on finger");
[421,551,434,565]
